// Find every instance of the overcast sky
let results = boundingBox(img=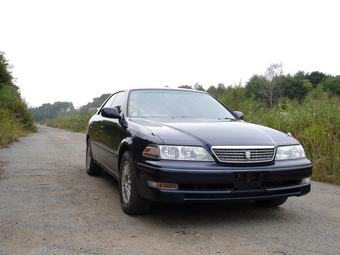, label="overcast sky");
[1,0,339,108]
